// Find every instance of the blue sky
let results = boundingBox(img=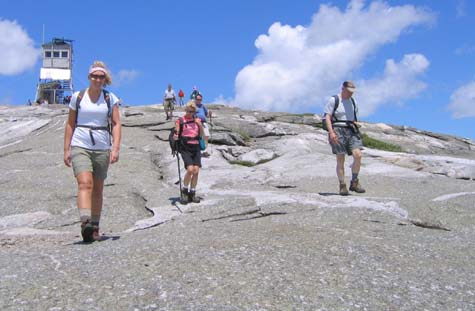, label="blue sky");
[1,0,474,139]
